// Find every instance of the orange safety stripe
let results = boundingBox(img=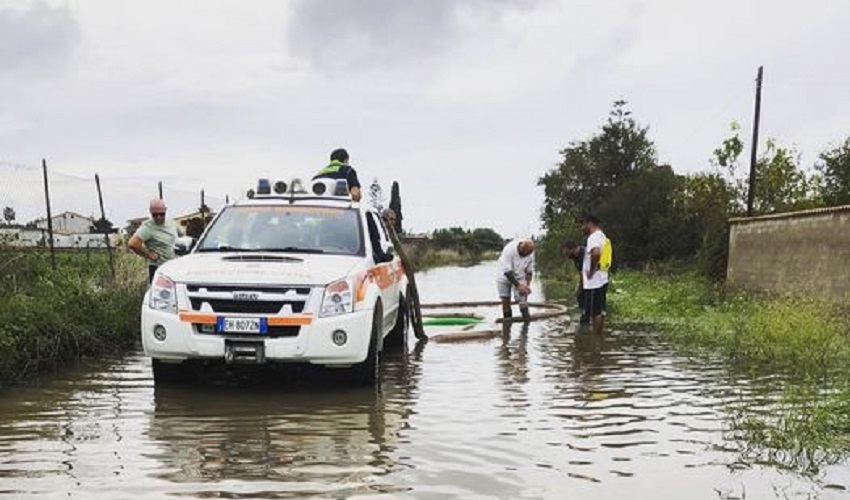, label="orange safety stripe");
[178,312,217,324]
[178,312,313,326]
[355,261,405,302]
[268,315,313,326]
